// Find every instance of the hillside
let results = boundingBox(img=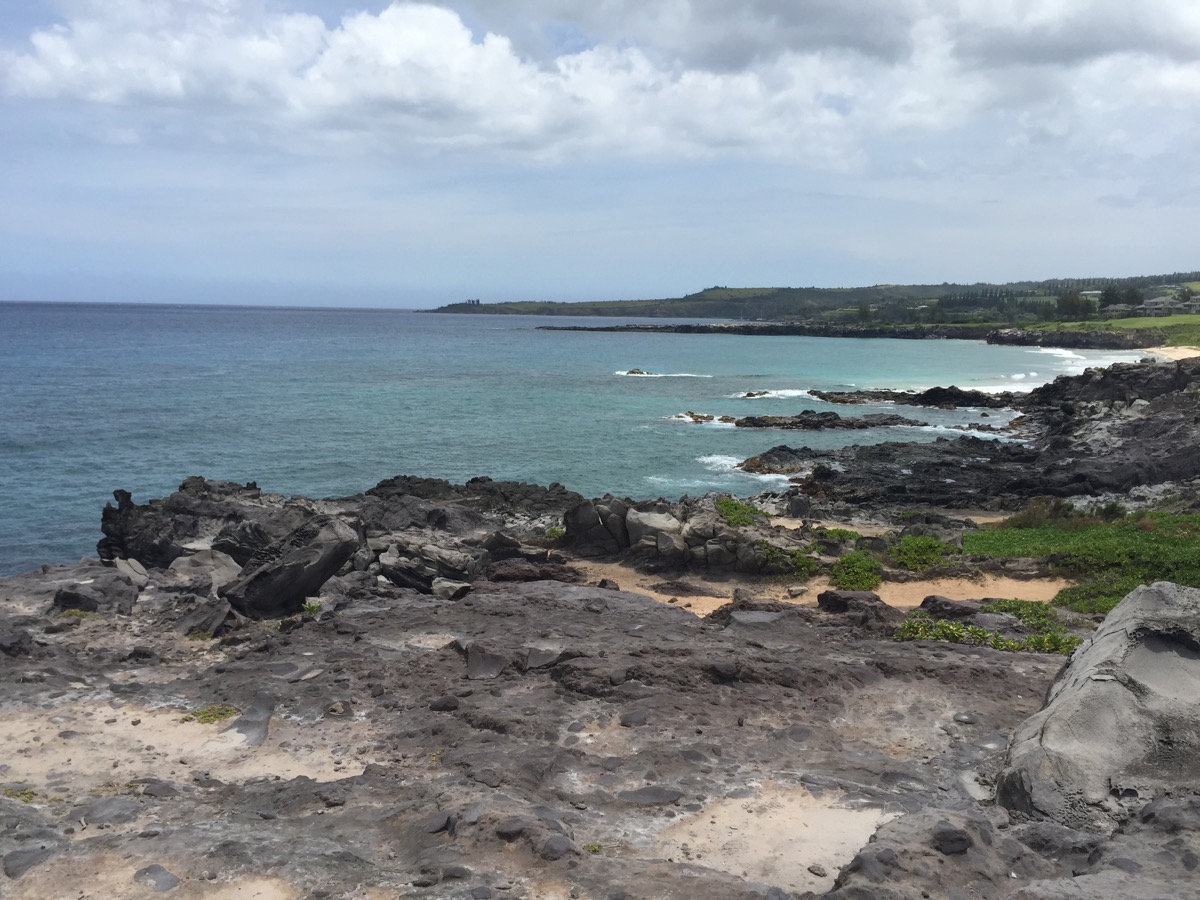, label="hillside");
[430,271,1200,324]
